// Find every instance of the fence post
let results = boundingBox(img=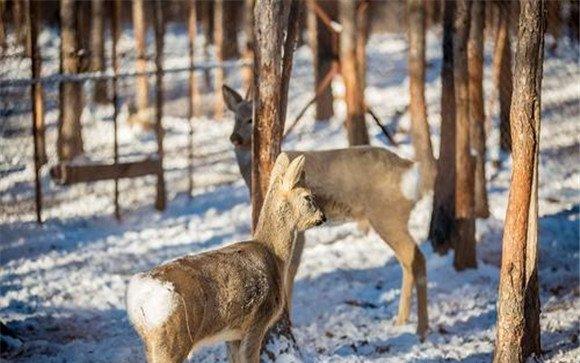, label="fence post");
[153,0,166,211]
